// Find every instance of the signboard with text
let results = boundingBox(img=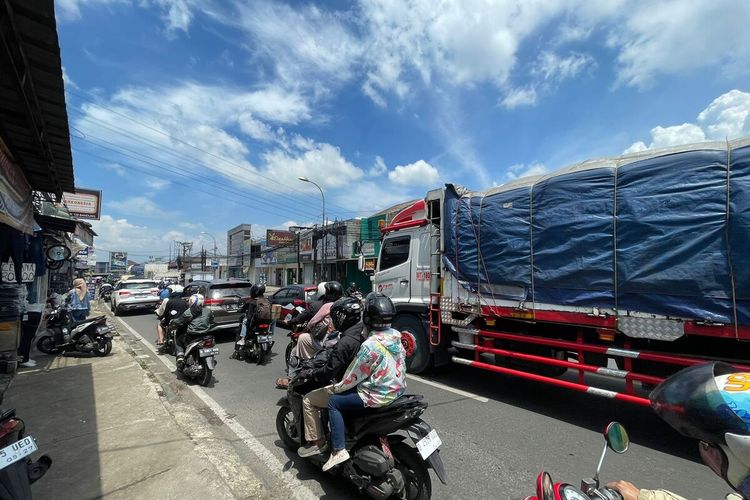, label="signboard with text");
[267,230,295,247]
[1,262,36,283]
[110,251,127,271]
[61,188,102,220]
